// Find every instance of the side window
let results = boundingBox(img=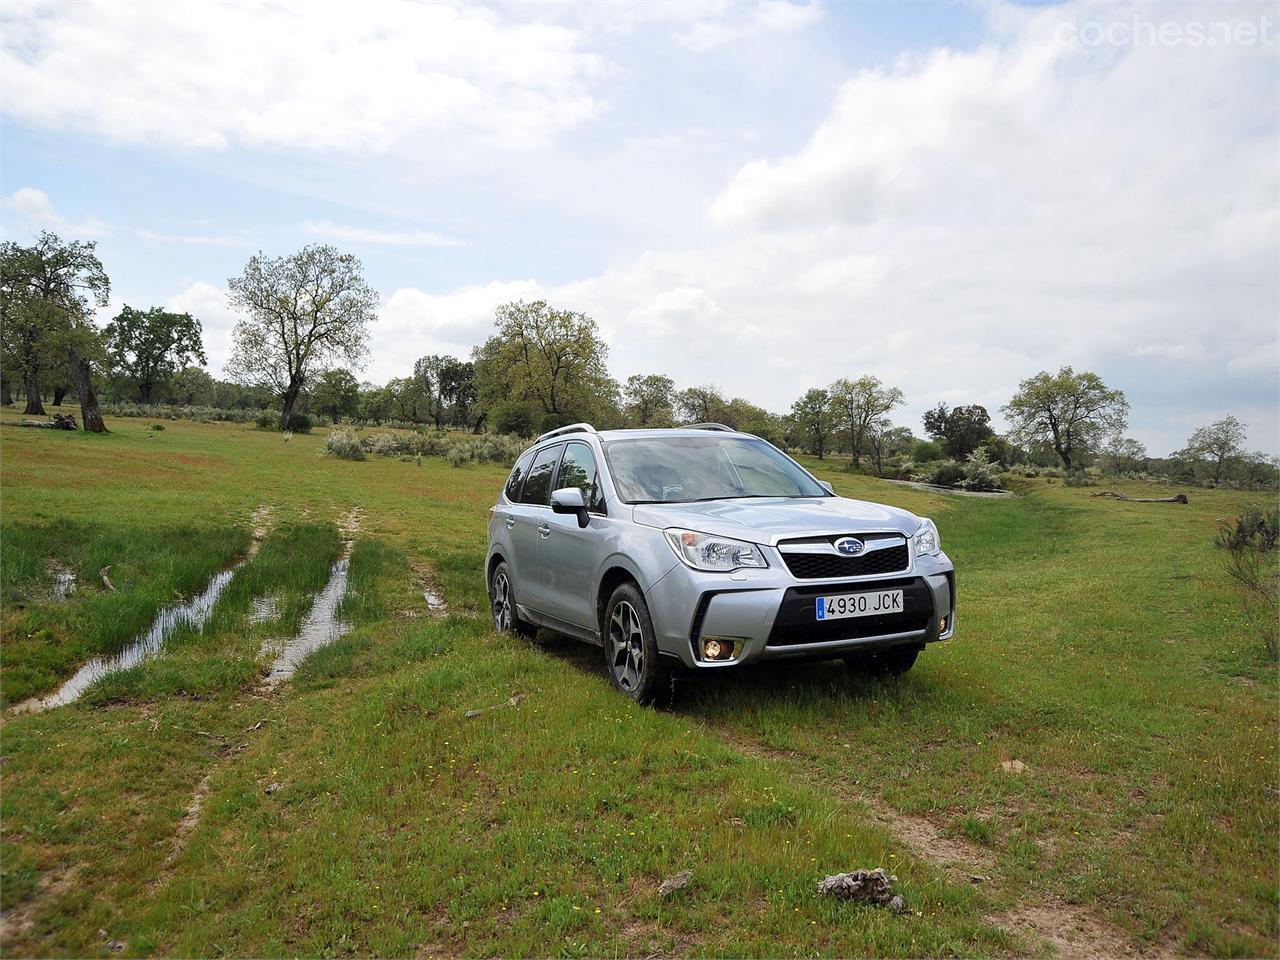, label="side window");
[505,452,534,502]
[557,442,604,512]
[519,445,562,506]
